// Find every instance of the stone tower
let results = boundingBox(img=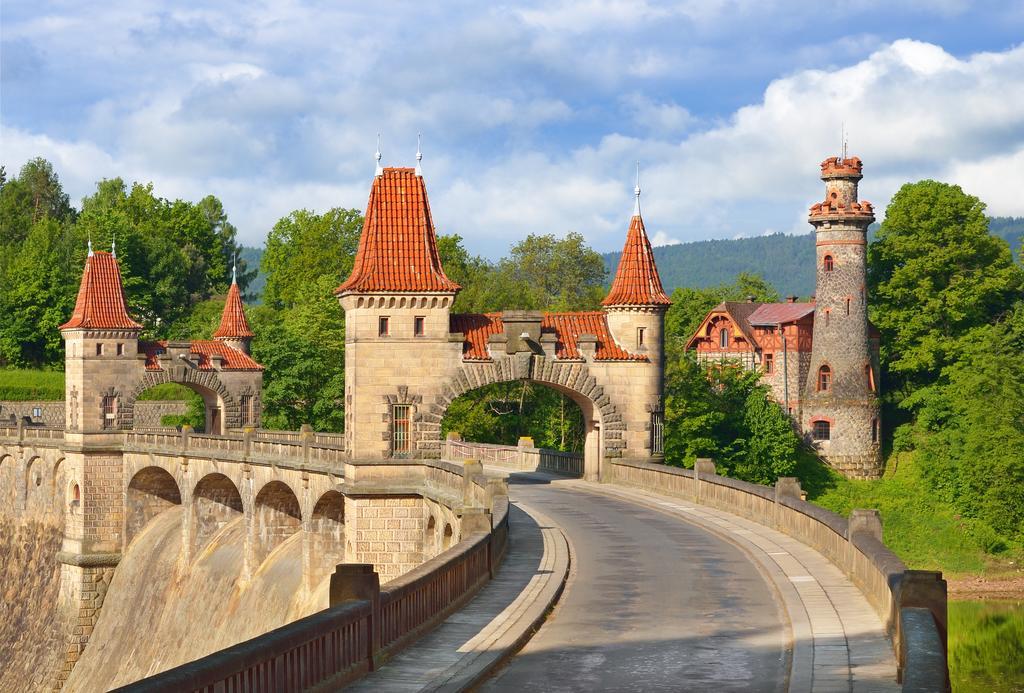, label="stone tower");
[334,166,461,458]
[804,156,882,478]
[602,180,671,457]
